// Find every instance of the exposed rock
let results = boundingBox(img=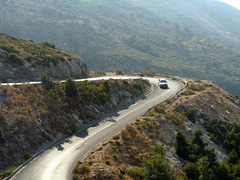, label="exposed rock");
[0,49,7,59]
[19,52,28,59]
[0,57,89,82]
[51,58,89,79]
